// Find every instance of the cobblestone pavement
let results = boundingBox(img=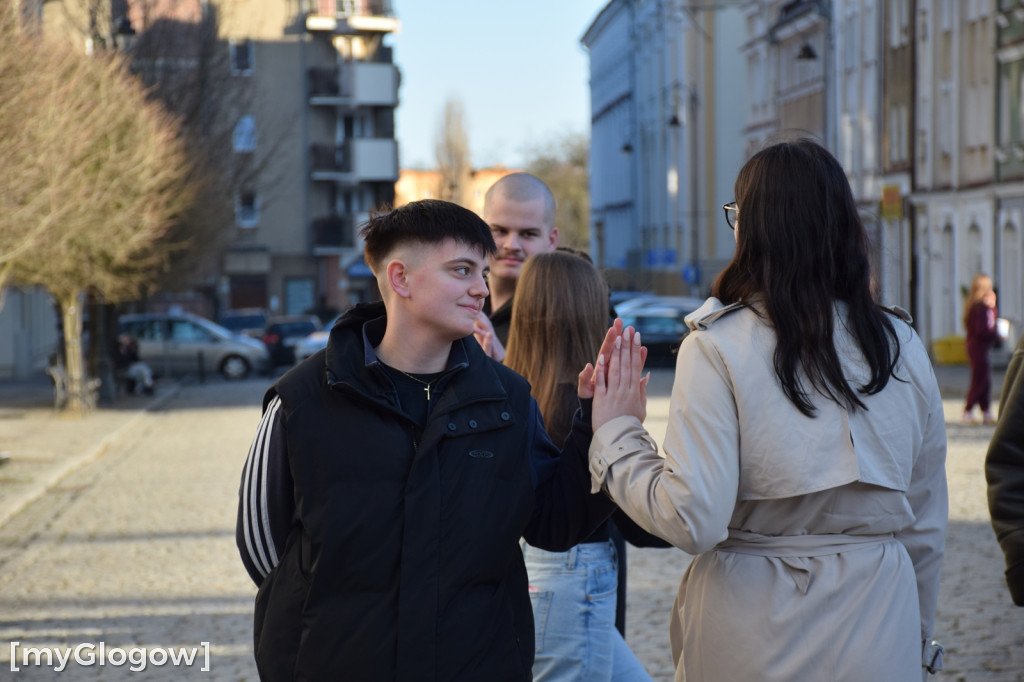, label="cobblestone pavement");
[623,369,1024,682]
[0,365,1020,679]
[0,377,264,679]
